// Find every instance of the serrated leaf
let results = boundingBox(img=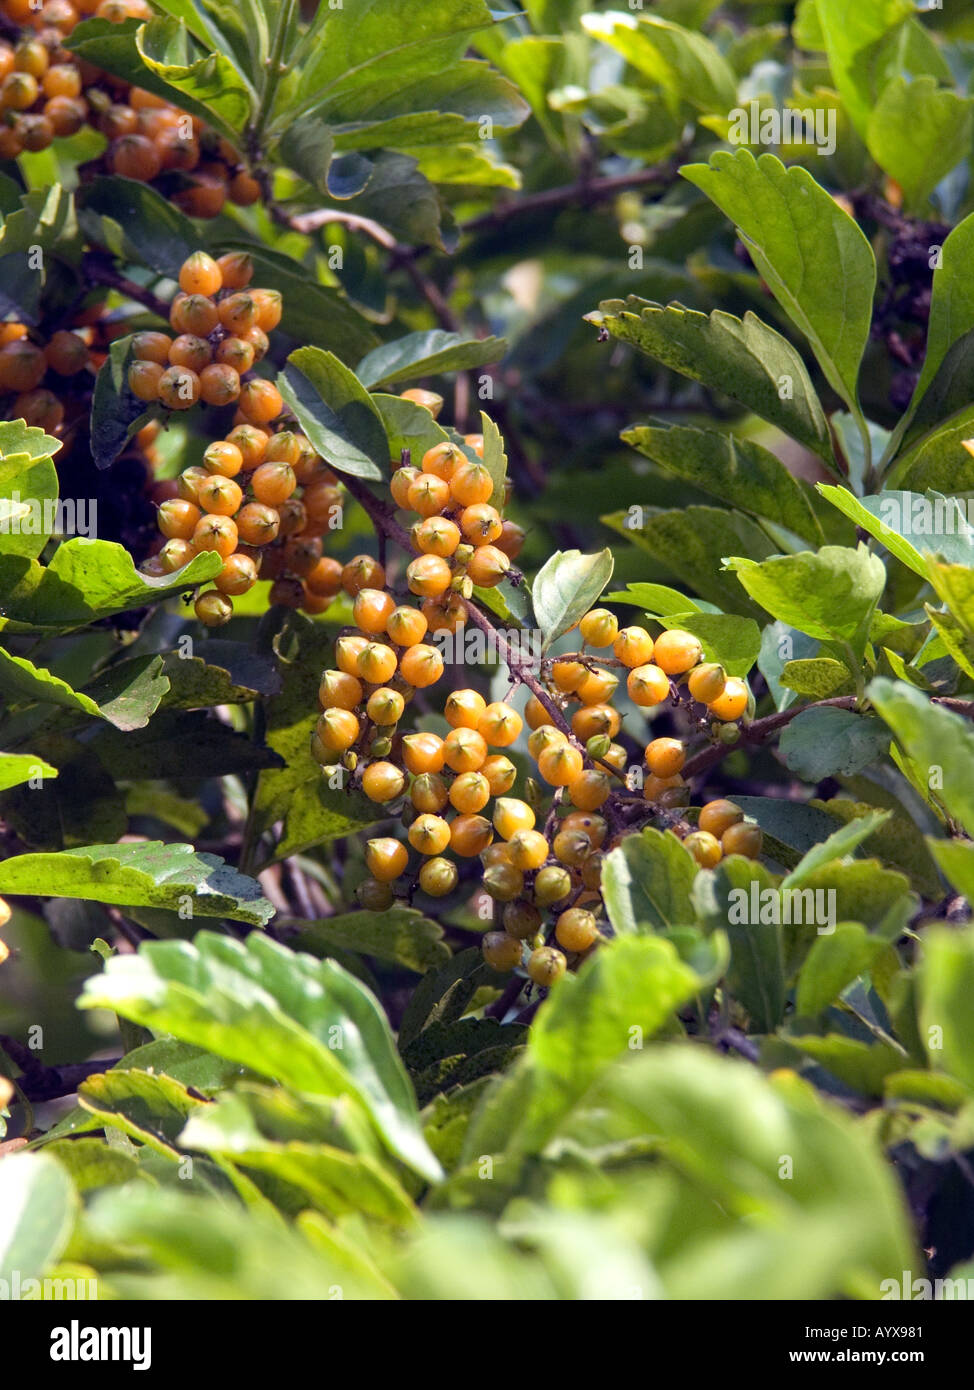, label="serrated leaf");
[373,392,450,465]
[681,151,876,422]
[0,419,61,462]
[625,422,822,545]
[725,545,885,656]
[783,810,892,888]
[78,1068,207,1159]
[532,548,613,651]
[0,649,167,731]
[398,948,489,1051]
[0,842,273,925]
[79,931,442,1183]
[589,298,833,462]
[814,0,918,140]
[295,908,450,975]
[867,77,973,214]
[0,751,58,791]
